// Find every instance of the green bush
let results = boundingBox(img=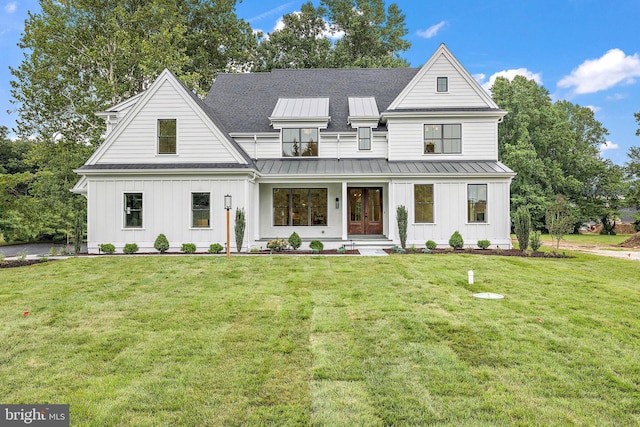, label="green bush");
[208,243,223,254]
[422,248,431,254]
[513,207,532,250]
[235,208,246,252]
[337,245,346,254]
[288,232,302,250]
[425,240,437,250]
[477,239,491,250]
[0,253,5,264]
[396,205,408,249]
[154,234,170,253]
[181,243,196,254]
[267,238,288,252]
[448,231,464,250]
[530,231,542,252]
[123,243,139,254]
[99,243,116,254]
[309,240,324,253]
